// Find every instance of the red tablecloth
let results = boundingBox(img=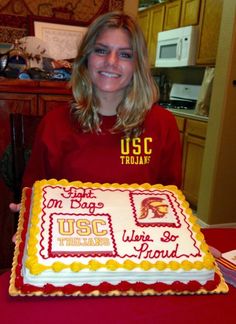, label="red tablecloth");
[1,228,235,324]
